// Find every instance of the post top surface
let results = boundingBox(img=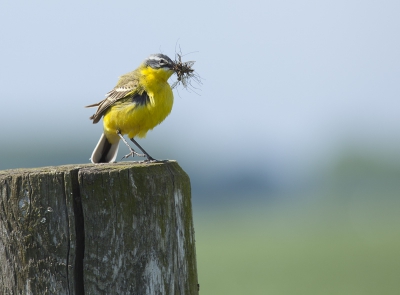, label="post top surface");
[0,160,178,177]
